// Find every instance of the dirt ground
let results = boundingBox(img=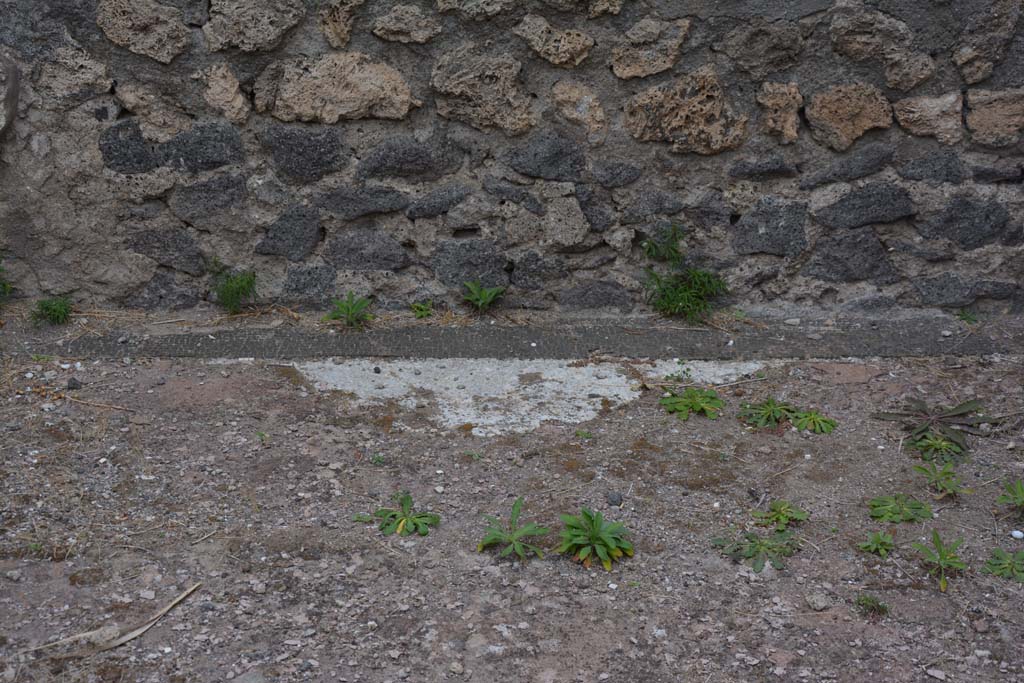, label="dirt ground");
[2,313,1024,682]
